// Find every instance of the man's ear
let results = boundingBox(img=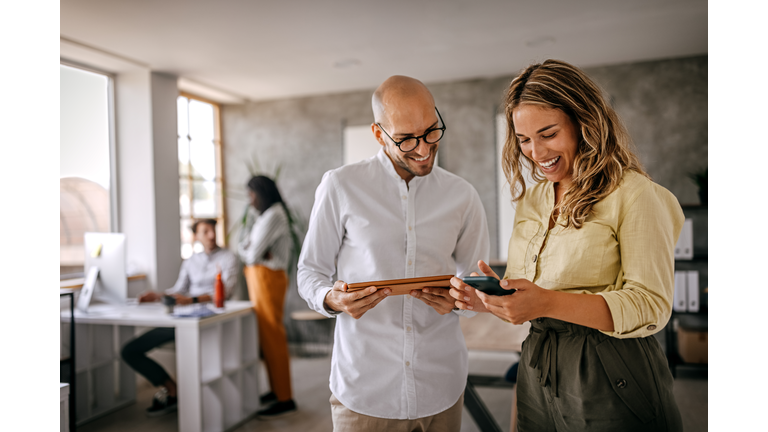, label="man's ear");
[371,123,387,147]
